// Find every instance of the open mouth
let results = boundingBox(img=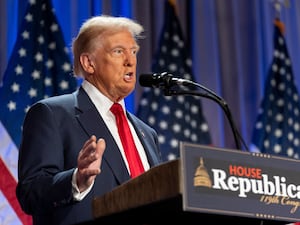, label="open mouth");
[124,72,133,81]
